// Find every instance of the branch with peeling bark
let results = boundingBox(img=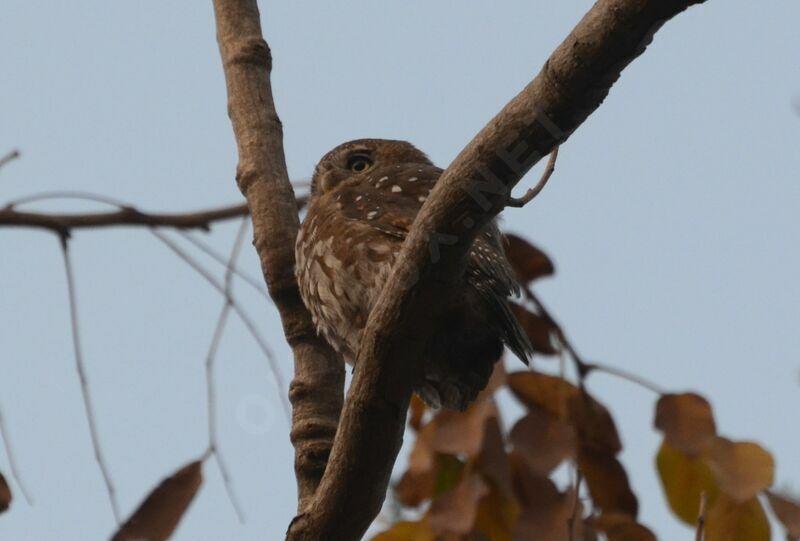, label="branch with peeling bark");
[211,0,707,539]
